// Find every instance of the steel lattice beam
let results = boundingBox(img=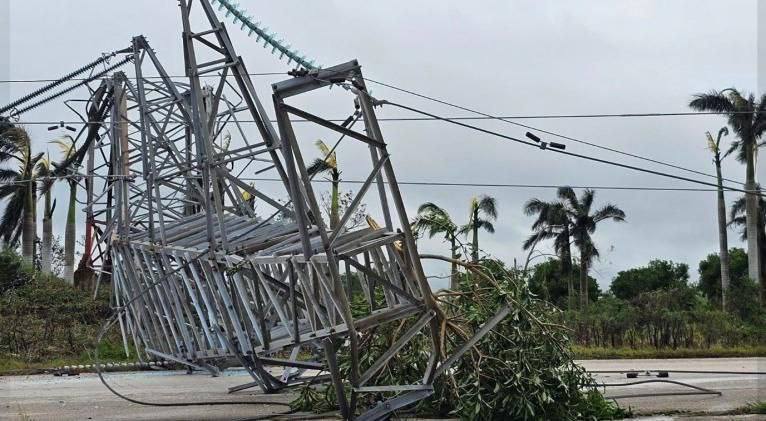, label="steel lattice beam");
[48,1,514,419]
